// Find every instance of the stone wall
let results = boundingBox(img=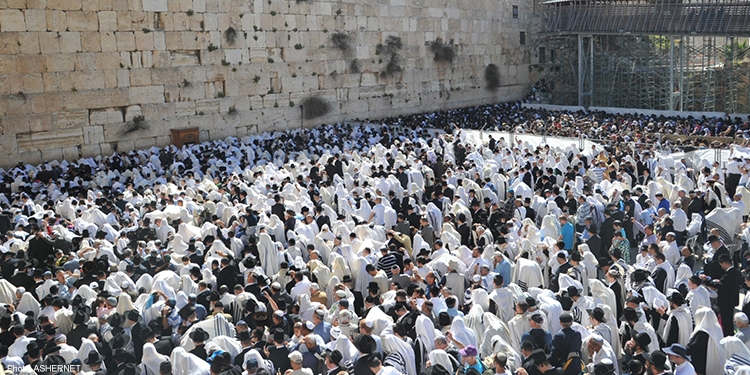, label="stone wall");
[0,0,537,166]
